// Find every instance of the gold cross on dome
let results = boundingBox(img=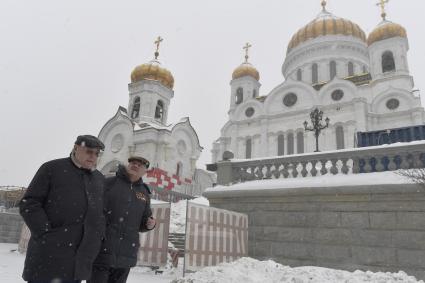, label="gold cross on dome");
[243,42,252,63]
[376,0,389,20]
[321,0,327,10]
[154,36,163,59]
